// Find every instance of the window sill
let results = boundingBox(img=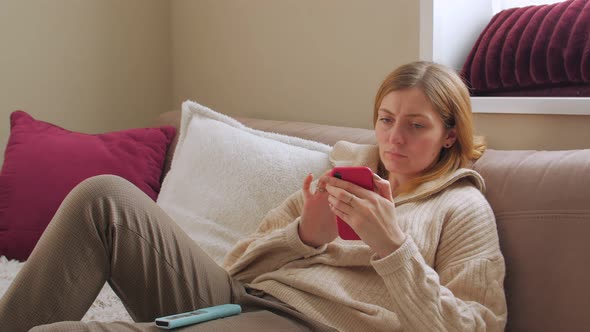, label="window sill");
[471,97,590,115]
